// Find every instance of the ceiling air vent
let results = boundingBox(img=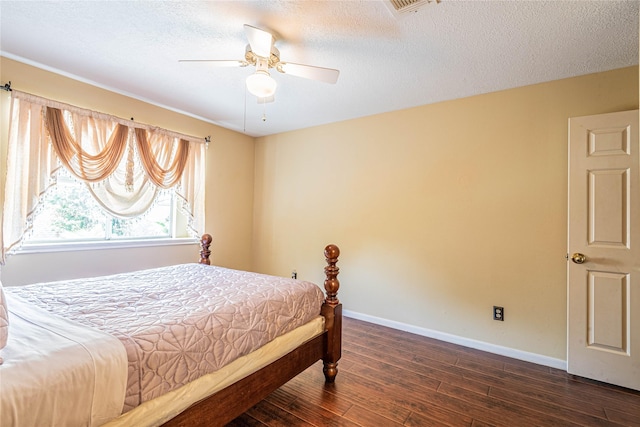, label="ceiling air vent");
[386,0,439,16]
